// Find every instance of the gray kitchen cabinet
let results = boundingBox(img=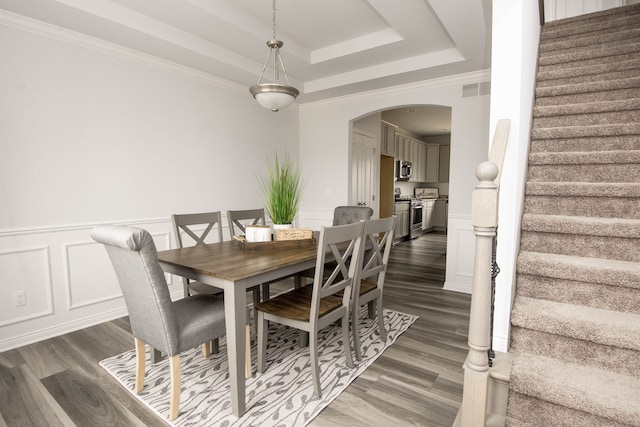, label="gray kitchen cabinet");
[426,145,439,182]
[422,199,435,231]
[393,201,410,240]
[434,199,448,230]
[438,145,450,182]
[380,121,397,157]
